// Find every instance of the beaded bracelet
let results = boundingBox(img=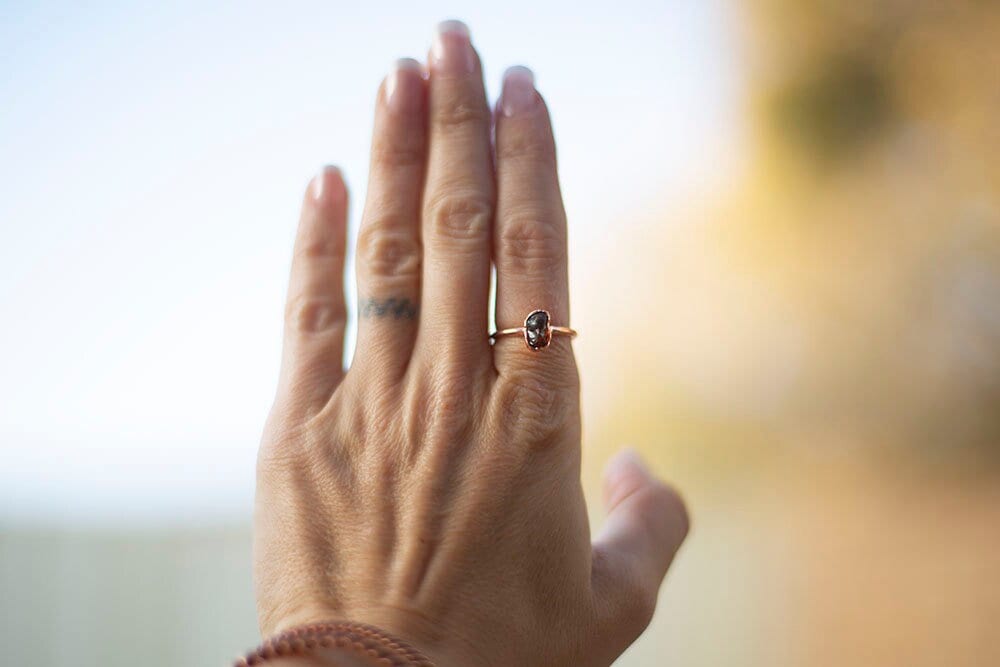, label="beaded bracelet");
[235,621,435,666]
